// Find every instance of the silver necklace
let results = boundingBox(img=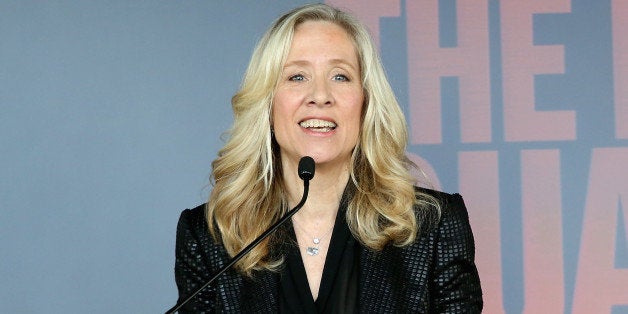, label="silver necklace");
[292,220,334,256]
